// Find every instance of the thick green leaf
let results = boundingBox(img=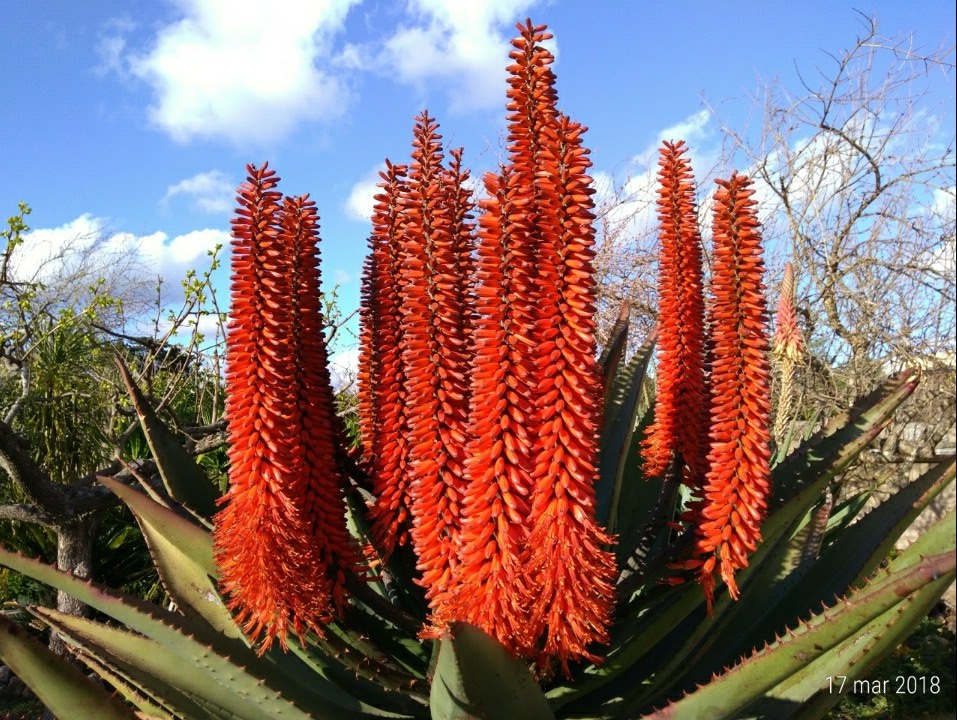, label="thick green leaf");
[0,614,135,720]
[35,607,313,720]
[755,458,955,640]
[597,330,655,533]
[599,301,631,409]
[115,354,220,519]
[664,370,920,670]
[771,369,919,506]
[96,475,240,639]
[71,650,200,720]
[547,580,704,713]
[584,370,921,712]
[633,515,955,720]
[0,548,409,719]
[430,623,554,720]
